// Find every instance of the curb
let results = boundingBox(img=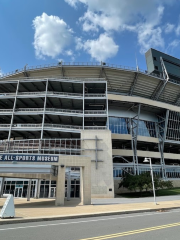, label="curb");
[1,206,180,225]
